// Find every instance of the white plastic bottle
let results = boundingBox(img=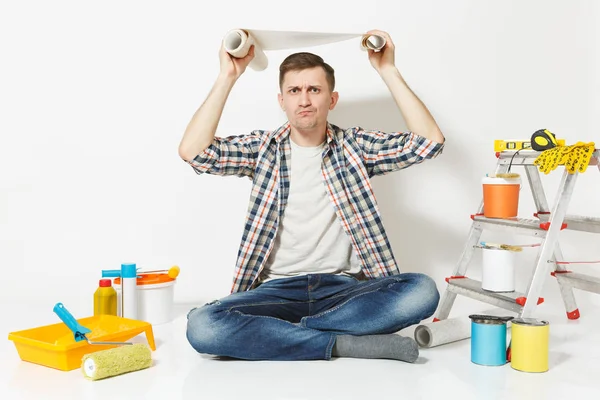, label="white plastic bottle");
[121,263,138,319]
